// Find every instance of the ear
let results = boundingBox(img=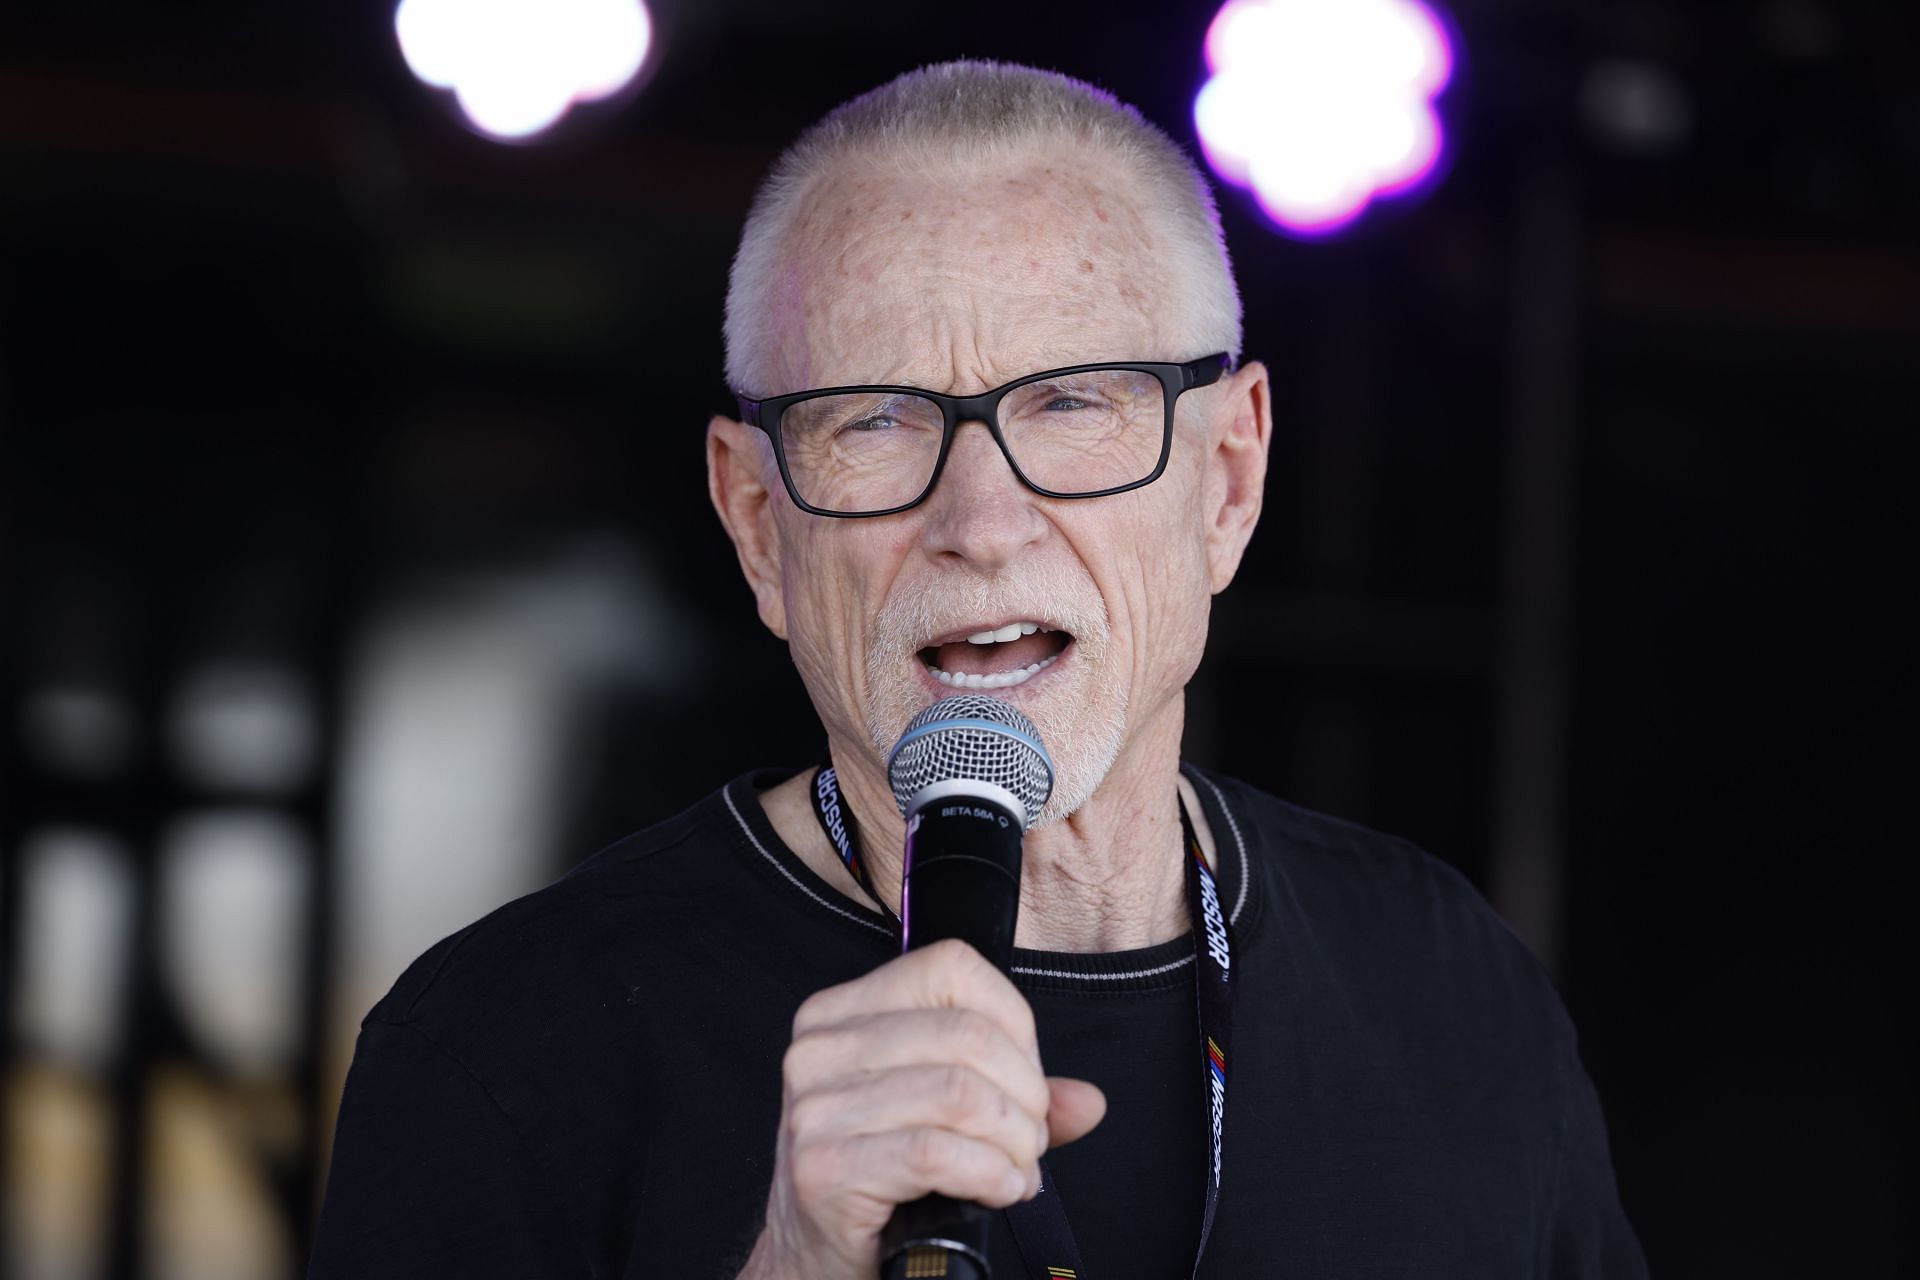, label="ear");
[706,414,790,639]
[1201,361,1273,594]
